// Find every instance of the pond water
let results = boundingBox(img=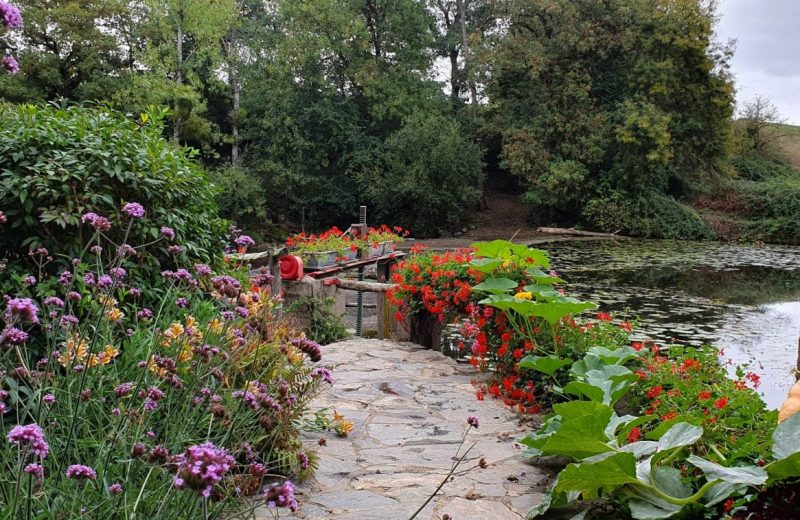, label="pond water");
[541,239,800,409]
